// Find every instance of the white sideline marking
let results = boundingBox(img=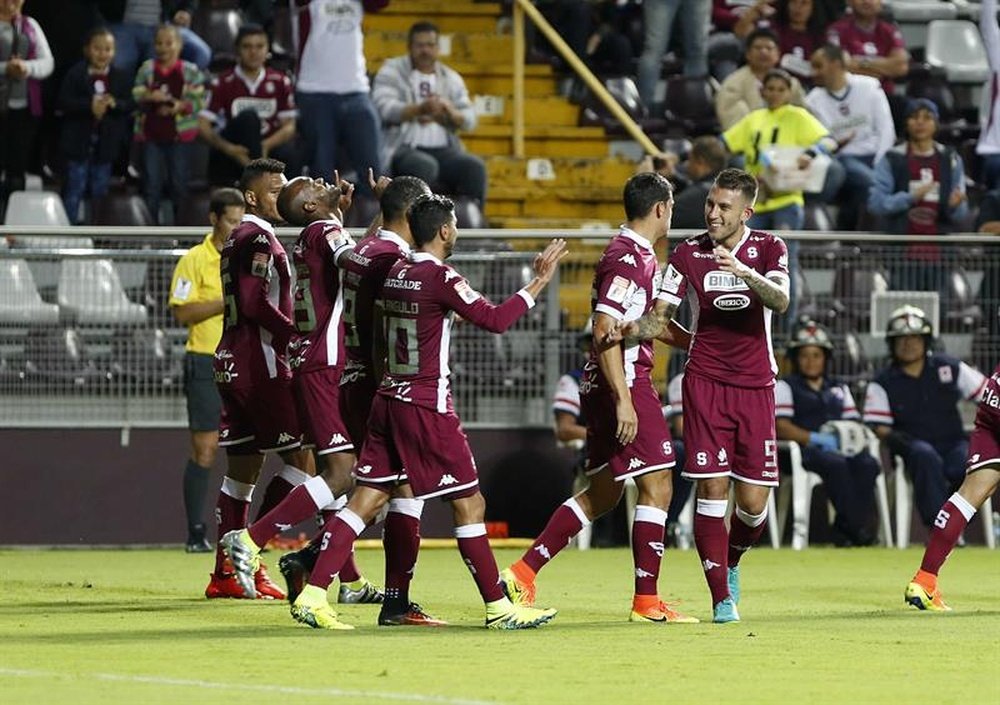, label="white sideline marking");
[0,668,502,705]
